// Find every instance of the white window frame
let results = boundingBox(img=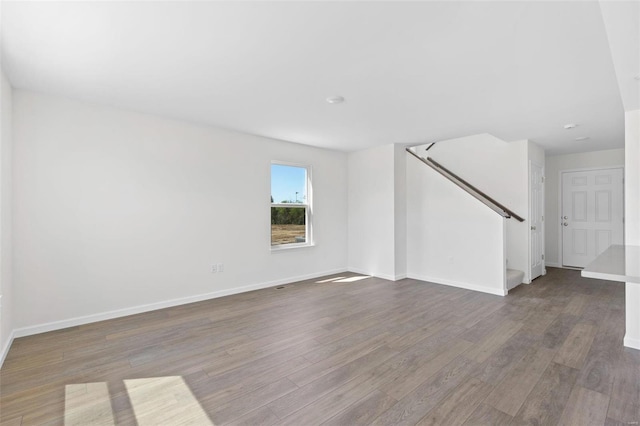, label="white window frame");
[270,161,313,251]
